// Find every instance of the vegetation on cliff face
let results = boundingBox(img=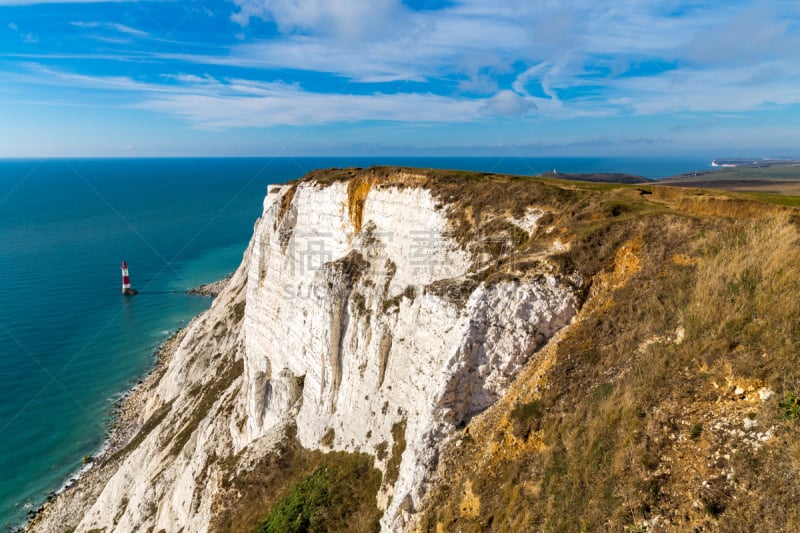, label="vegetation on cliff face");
[210,427,382,533]
[255,453,381,533]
